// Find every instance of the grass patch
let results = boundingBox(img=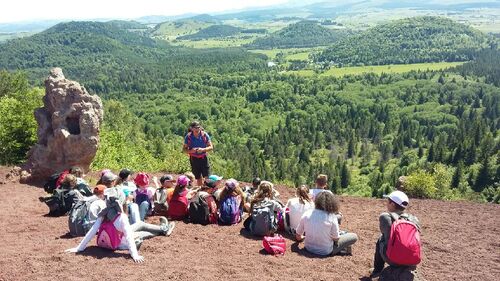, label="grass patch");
[291,62,465,77]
